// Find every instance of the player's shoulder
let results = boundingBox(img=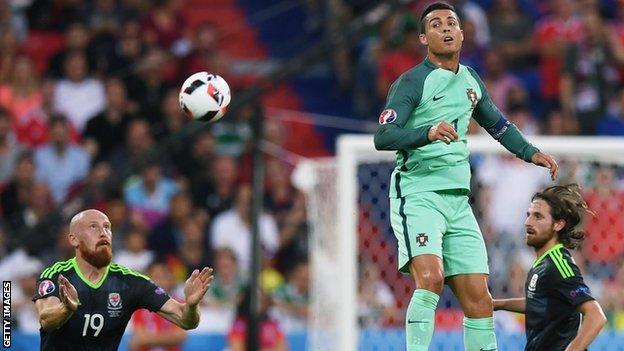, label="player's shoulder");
[544,245,581,280]
[108,262,152,282]
[39,257,75,280]
[395,59,437,86]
